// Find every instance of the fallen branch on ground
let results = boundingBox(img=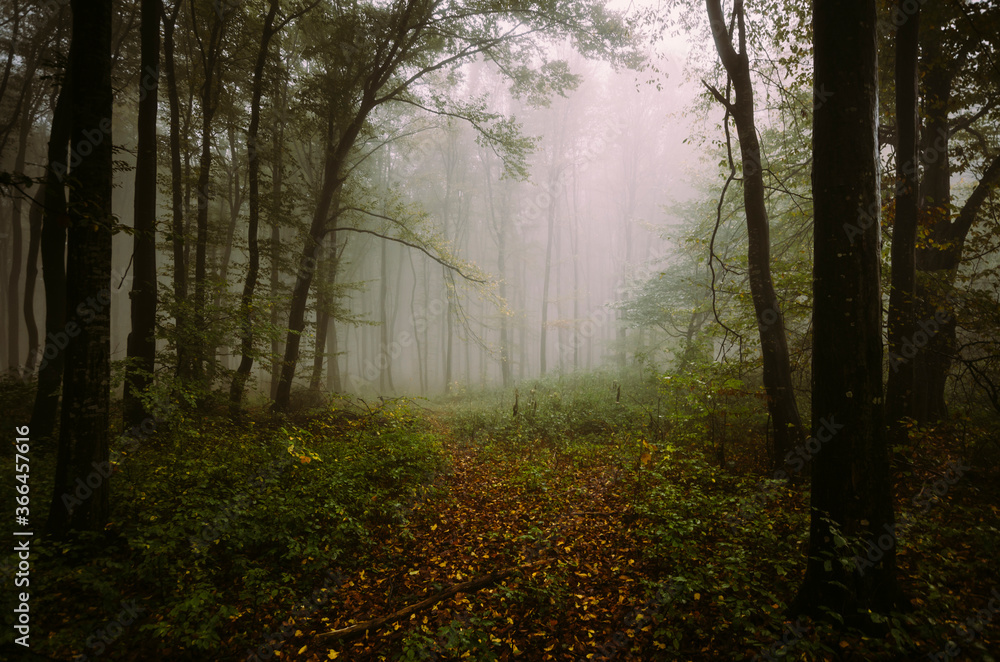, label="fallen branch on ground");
[316,558,551,641]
